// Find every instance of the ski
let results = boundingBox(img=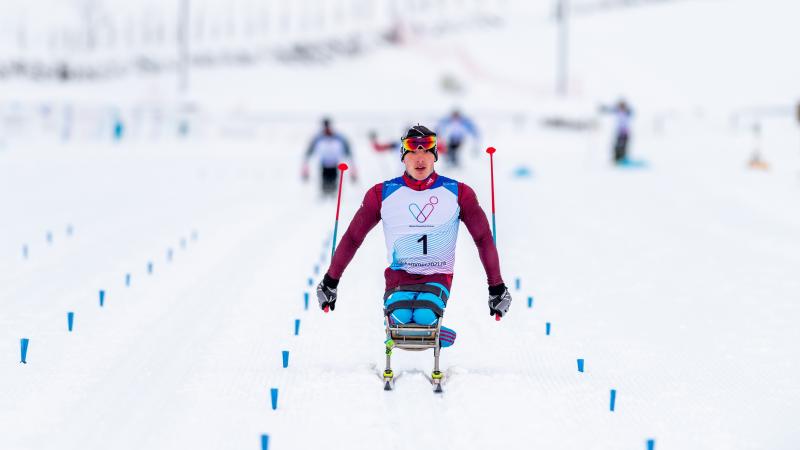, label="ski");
[382,369,395,391]
[430,370,444,394]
